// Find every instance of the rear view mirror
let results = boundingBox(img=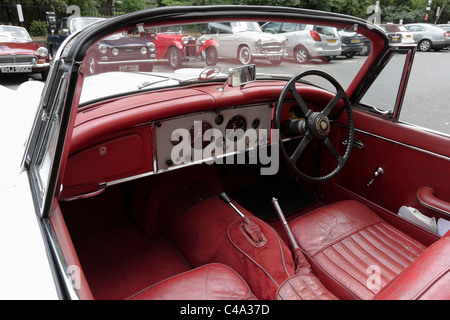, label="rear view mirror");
[230,64,256,87]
